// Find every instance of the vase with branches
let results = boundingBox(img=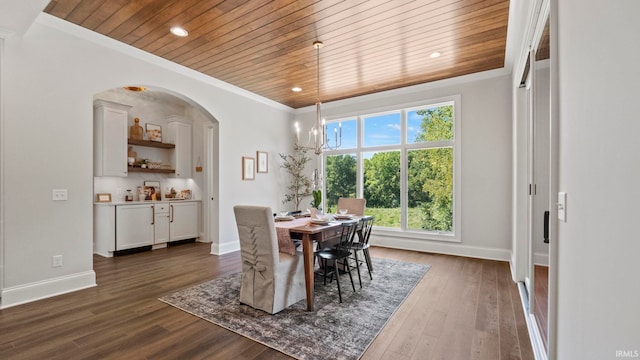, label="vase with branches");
[279,144,313,211]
